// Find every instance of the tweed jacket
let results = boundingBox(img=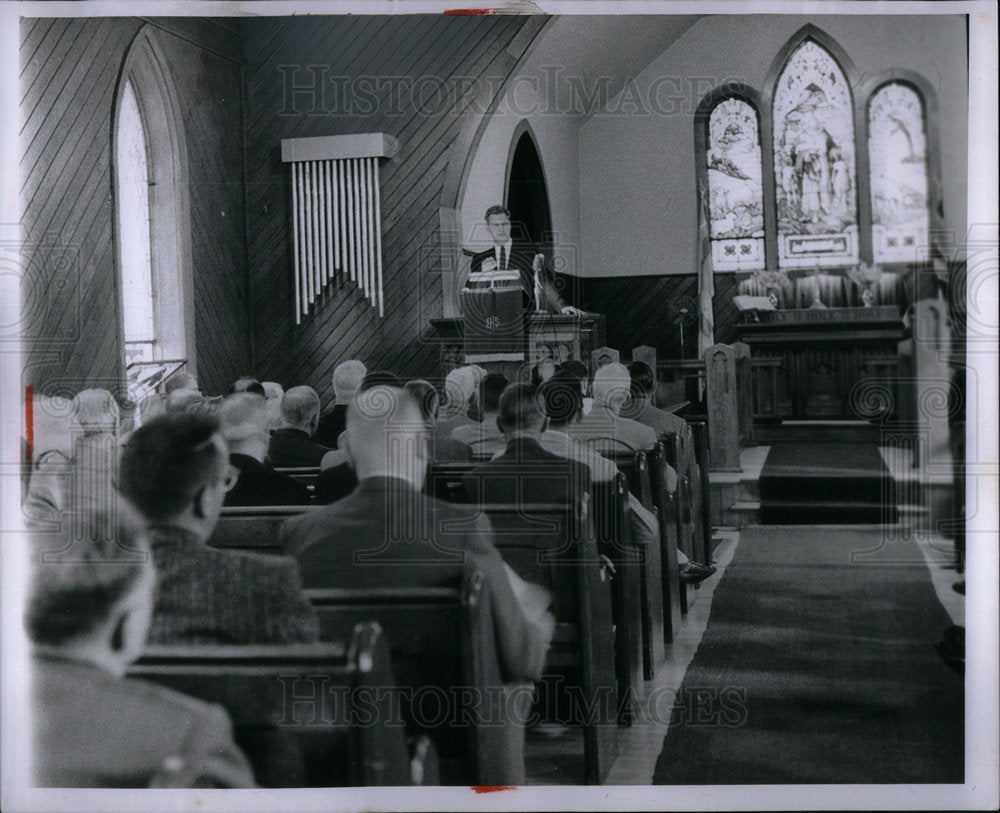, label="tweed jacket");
[147,524,318,645]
